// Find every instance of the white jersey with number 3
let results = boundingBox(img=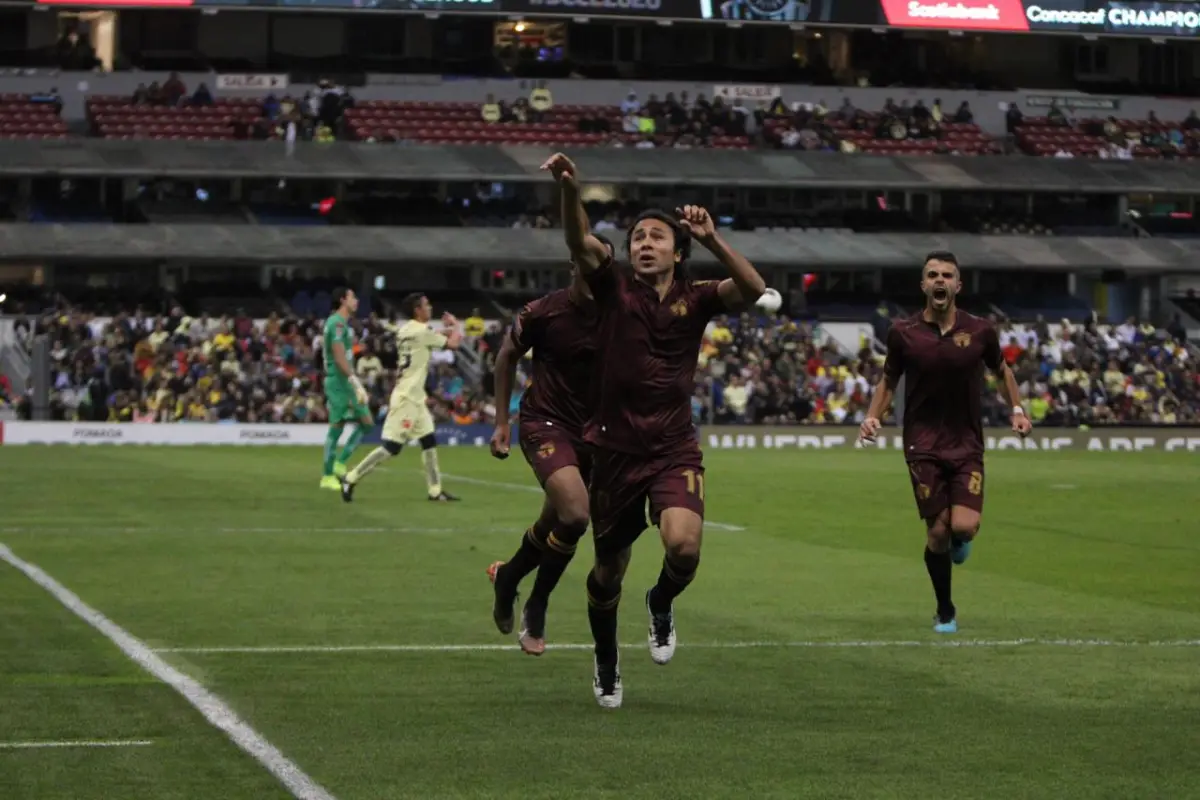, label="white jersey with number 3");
[392,320,449,406]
